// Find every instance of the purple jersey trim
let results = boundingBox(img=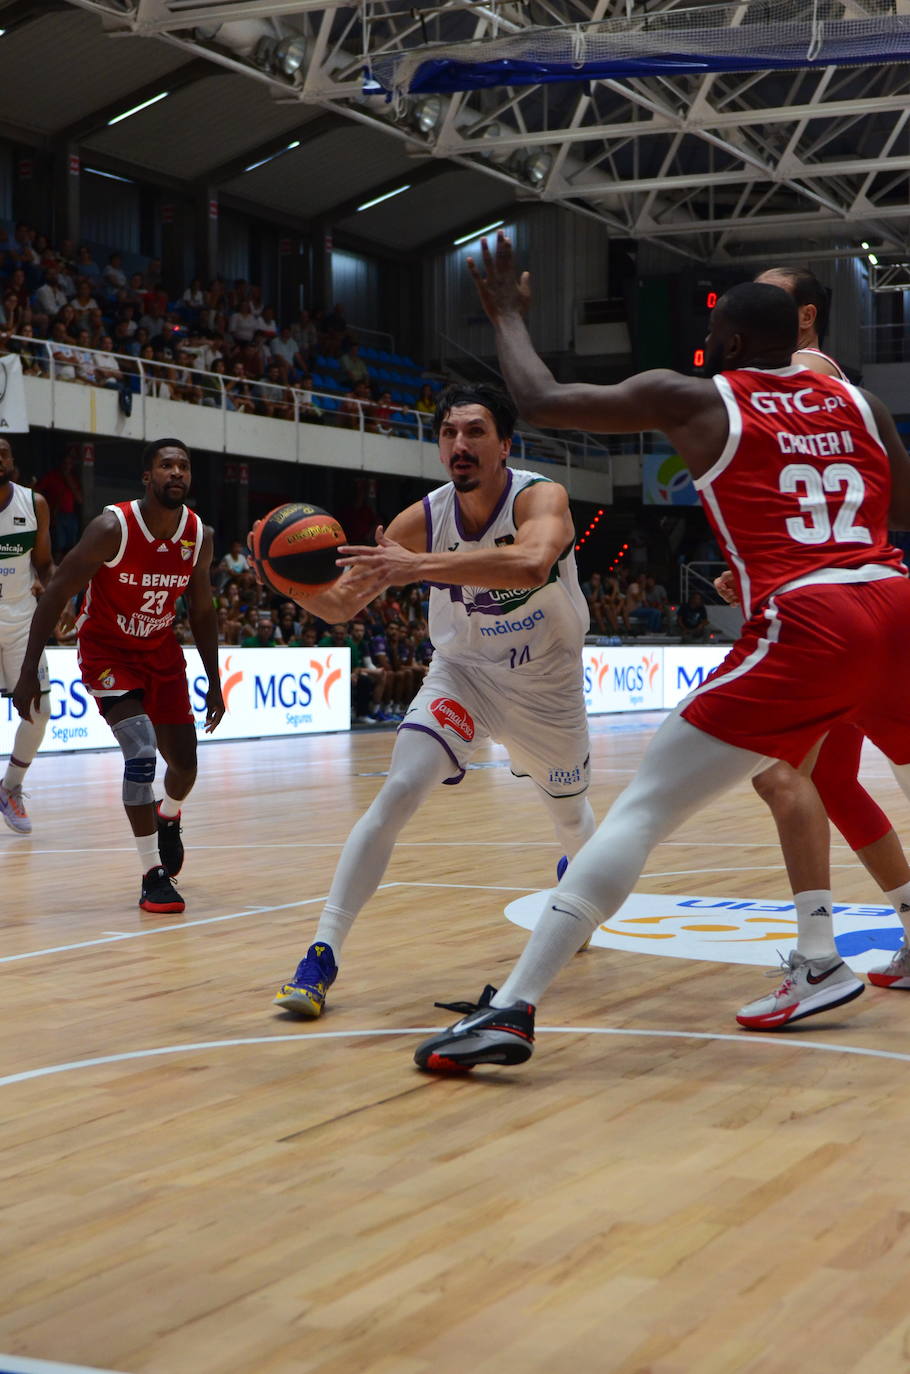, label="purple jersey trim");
[398,722,466,784]
[454,467,514,542]
[422,494,433,552]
